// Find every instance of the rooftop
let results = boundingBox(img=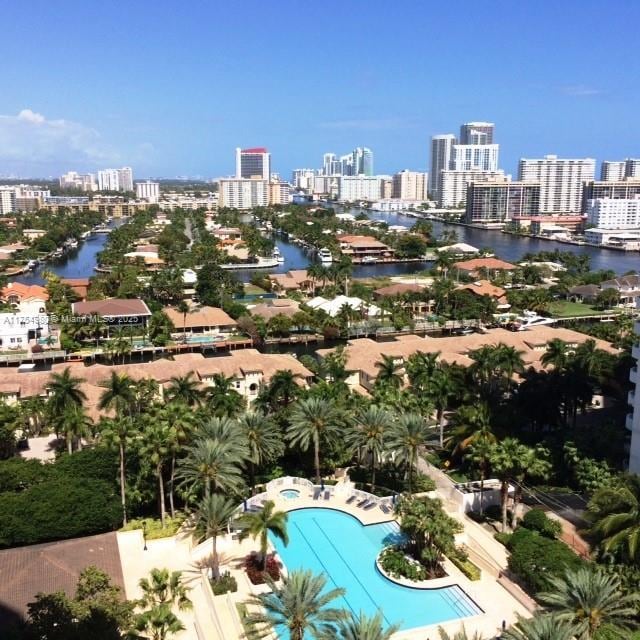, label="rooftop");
[163,305,237,329]
[72,298,152,318]
[453,257,517,272]
[0,282,49,301]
